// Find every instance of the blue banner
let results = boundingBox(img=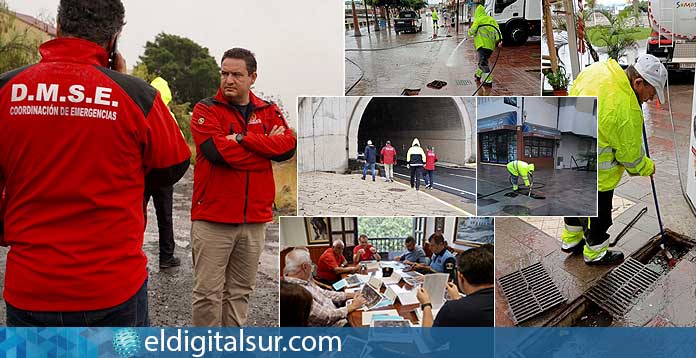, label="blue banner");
[6,327,696,357]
